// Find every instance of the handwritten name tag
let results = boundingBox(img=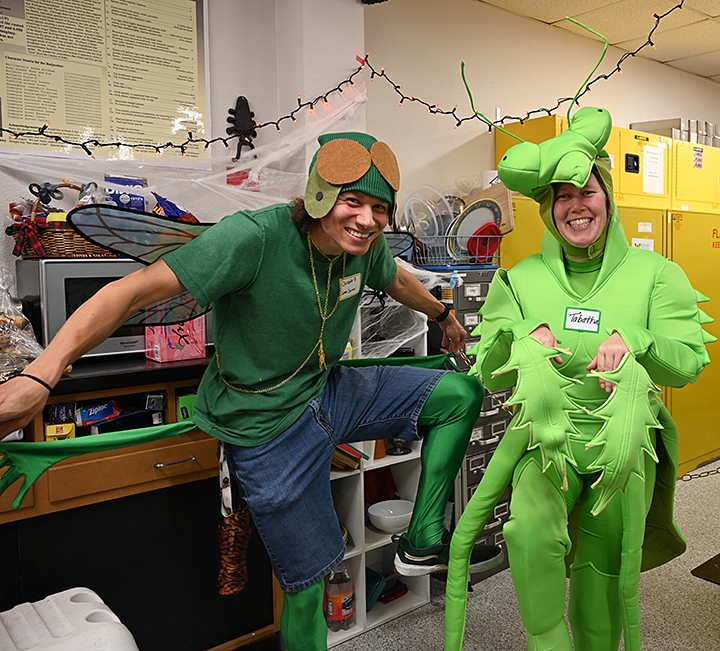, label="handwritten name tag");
[564,307,601,333]
[340,274,361,300]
